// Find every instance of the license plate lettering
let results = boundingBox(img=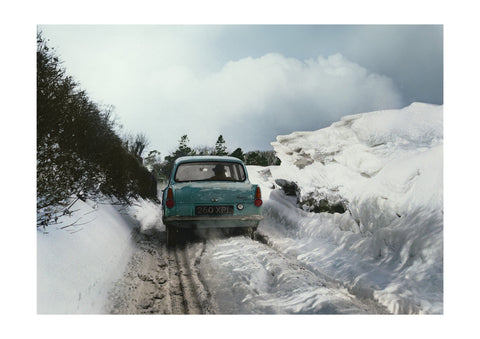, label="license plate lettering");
[195,205,233,215]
